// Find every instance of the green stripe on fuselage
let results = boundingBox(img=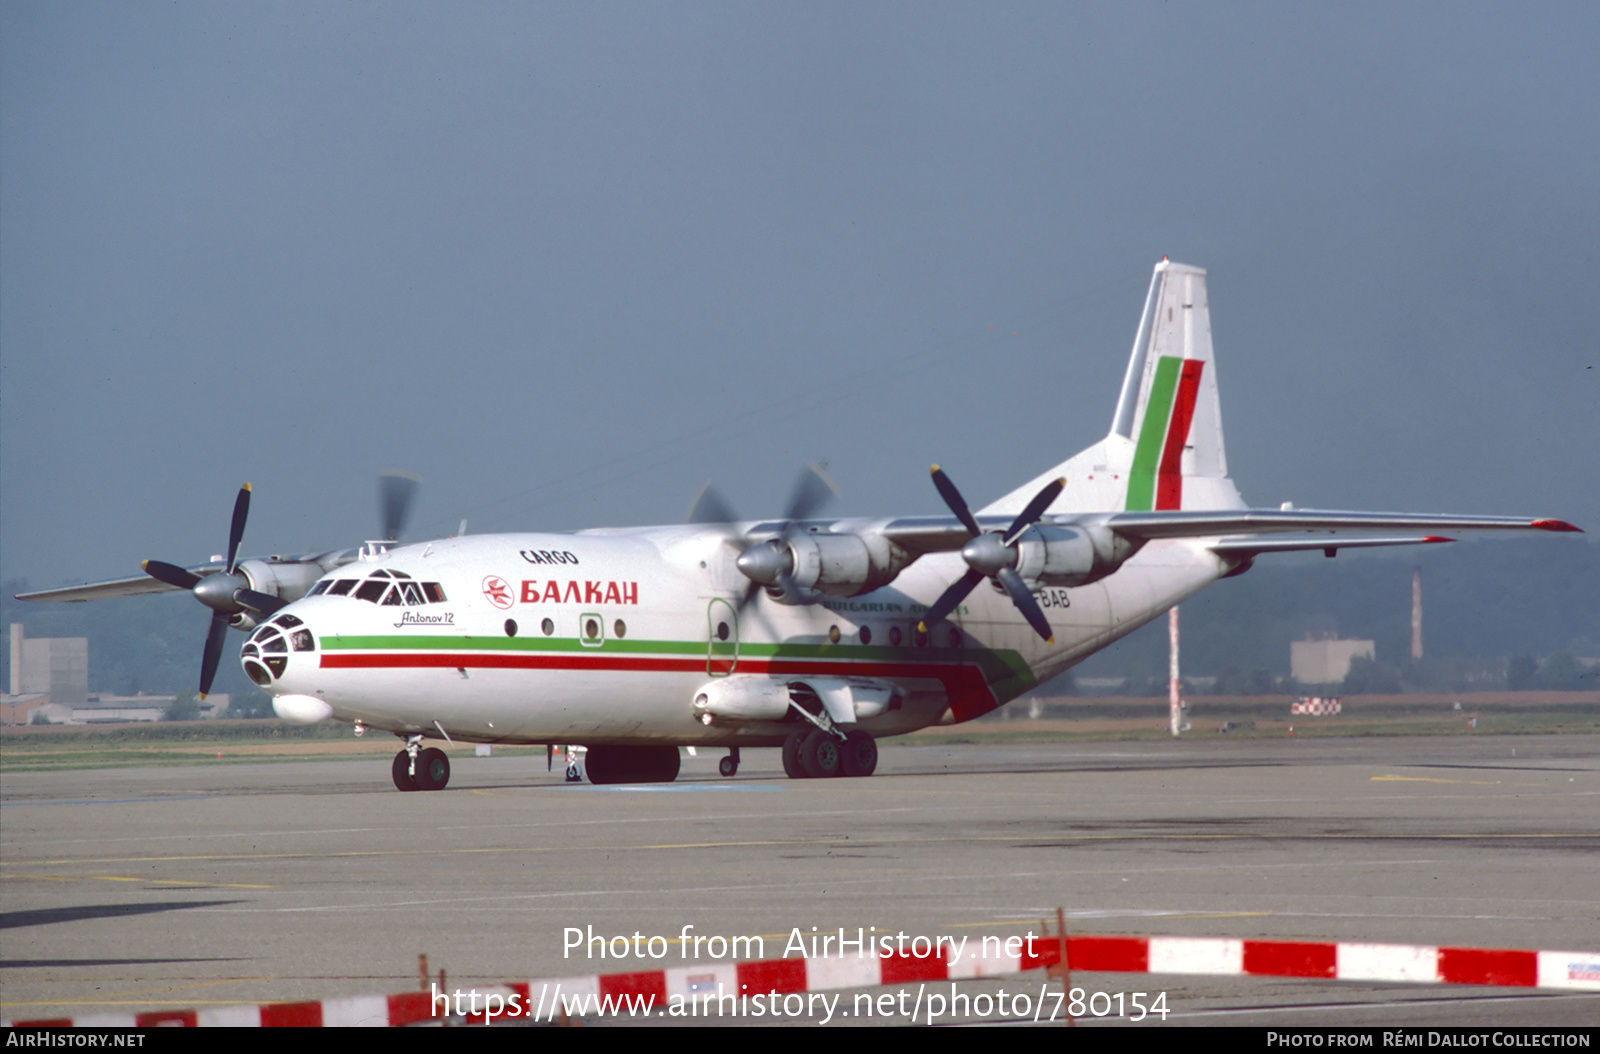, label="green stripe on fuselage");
[1126,355,1182,511]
